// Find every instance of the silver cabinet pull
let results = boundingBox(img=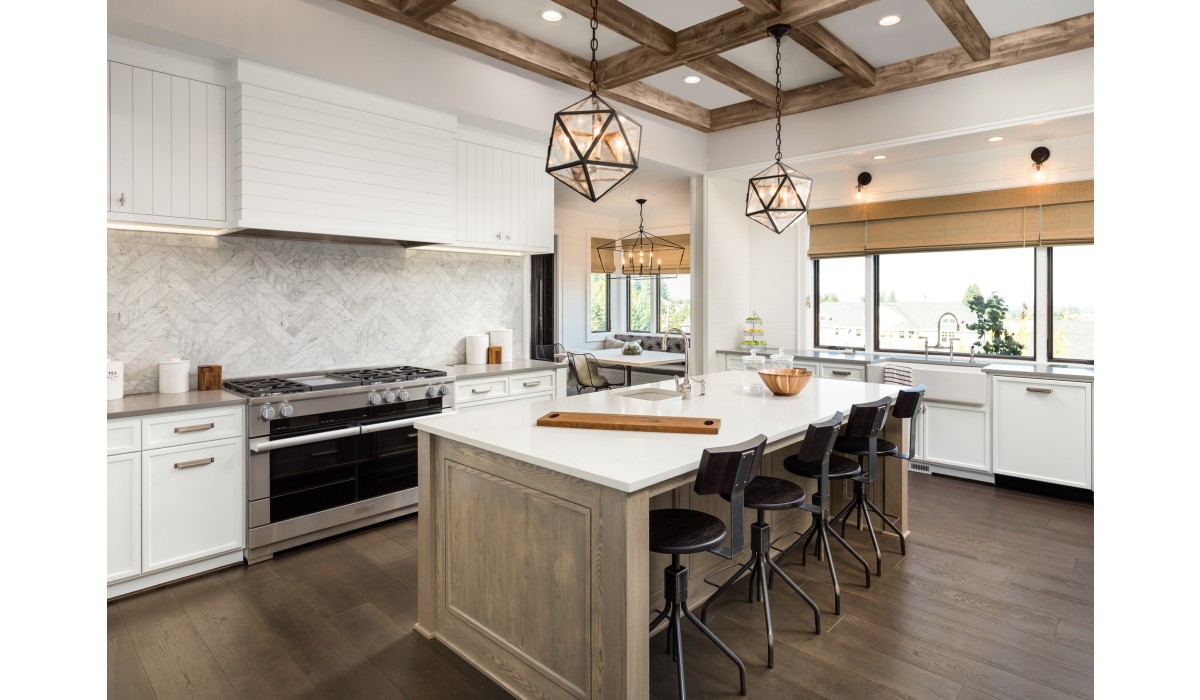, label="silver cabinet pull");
[495,232,502,240]
[472,387,493,394]
[522,380,541,387]
[832,370,851,376]
[1026,387,1053,394]
[118,193,126,207]
[174,422,215,433]
[175,457,214,469]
